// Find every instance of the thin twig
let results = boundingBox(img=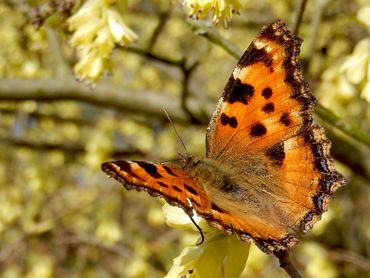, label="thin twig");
[315,104,370,147]
[306,0,325,65]
[274,250,303,278]
[292,0,309,36]
[187,19,242,59]
[181,61,202,124]
[54,234,131,258]
[147,11,170,51]
[327,249,370,271]
[125,46,184,66]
